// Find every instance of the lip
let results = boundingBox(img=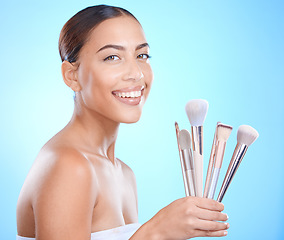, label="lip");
[112,85,144,94]
[112,85,145,106]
